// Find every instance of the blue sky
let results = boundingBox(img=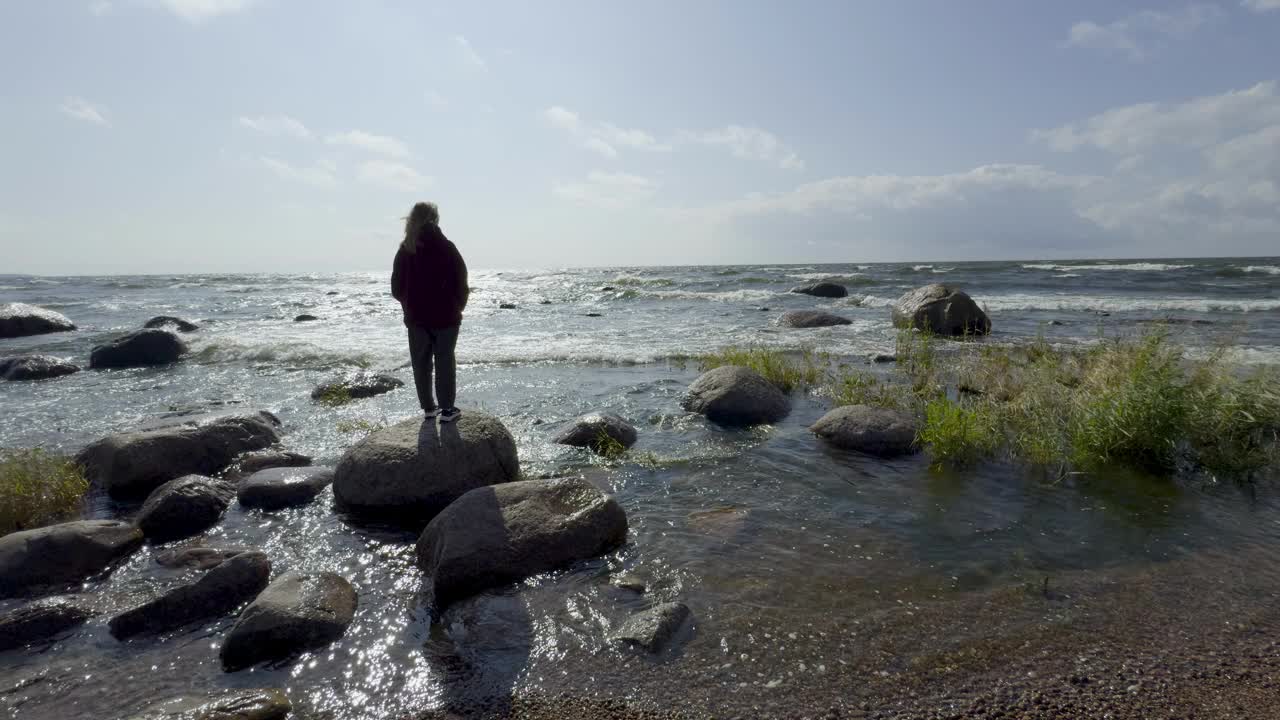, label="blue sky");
[1,1,1278,273]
